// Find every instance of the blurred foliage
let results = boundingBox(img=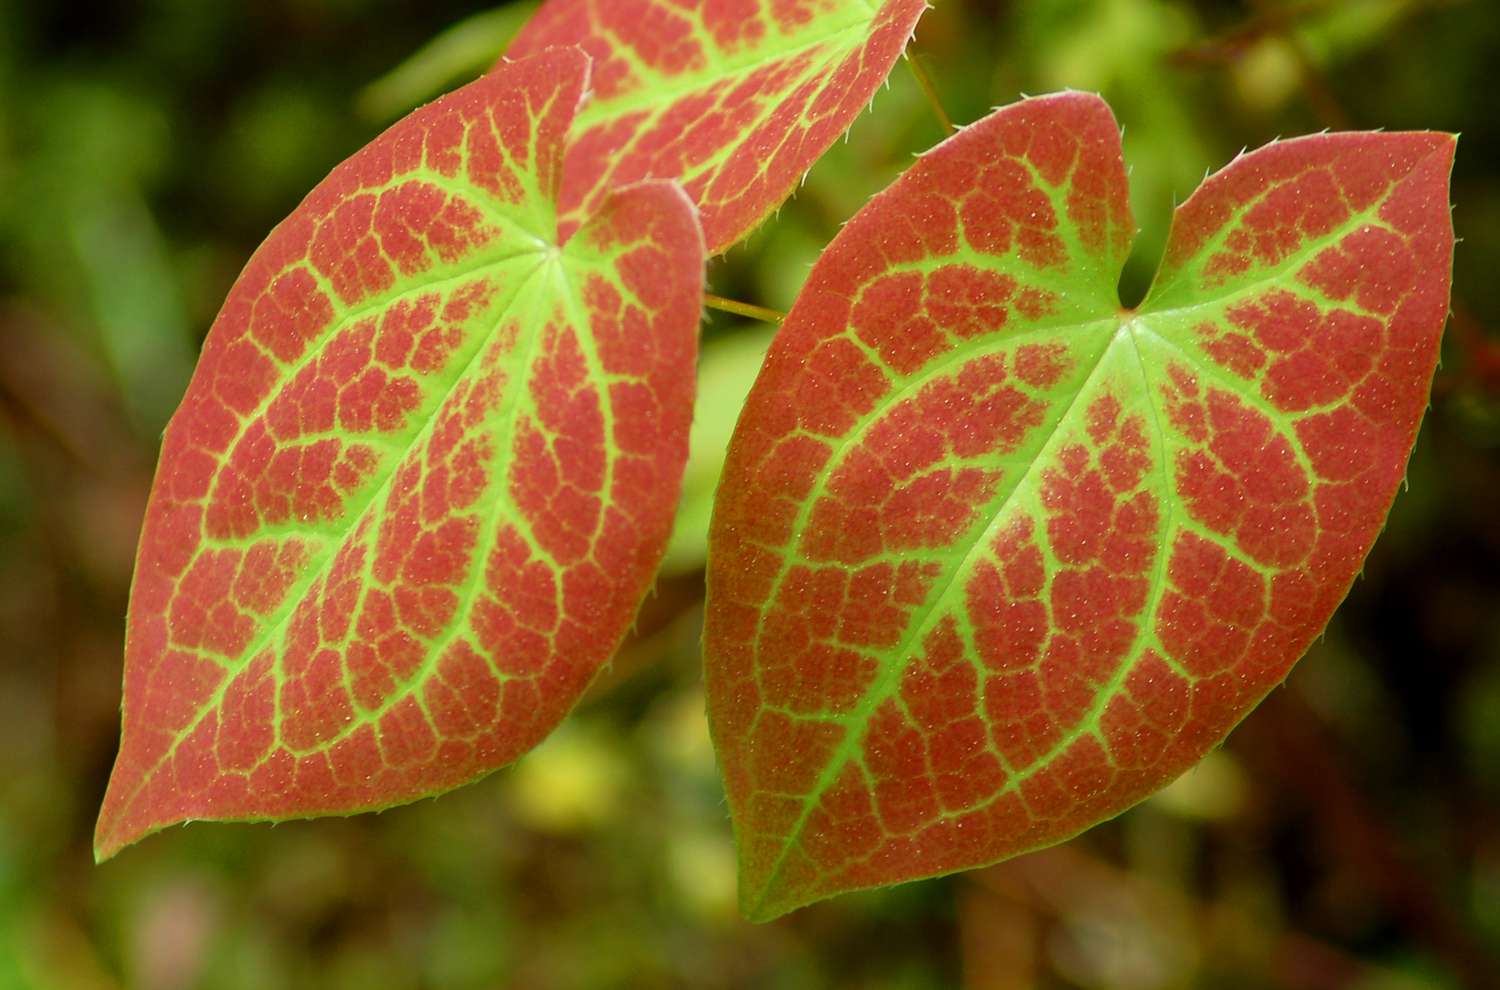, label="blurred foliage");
[0,0,1498,987]
[661,325,775,576]
[354,3,539,123]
